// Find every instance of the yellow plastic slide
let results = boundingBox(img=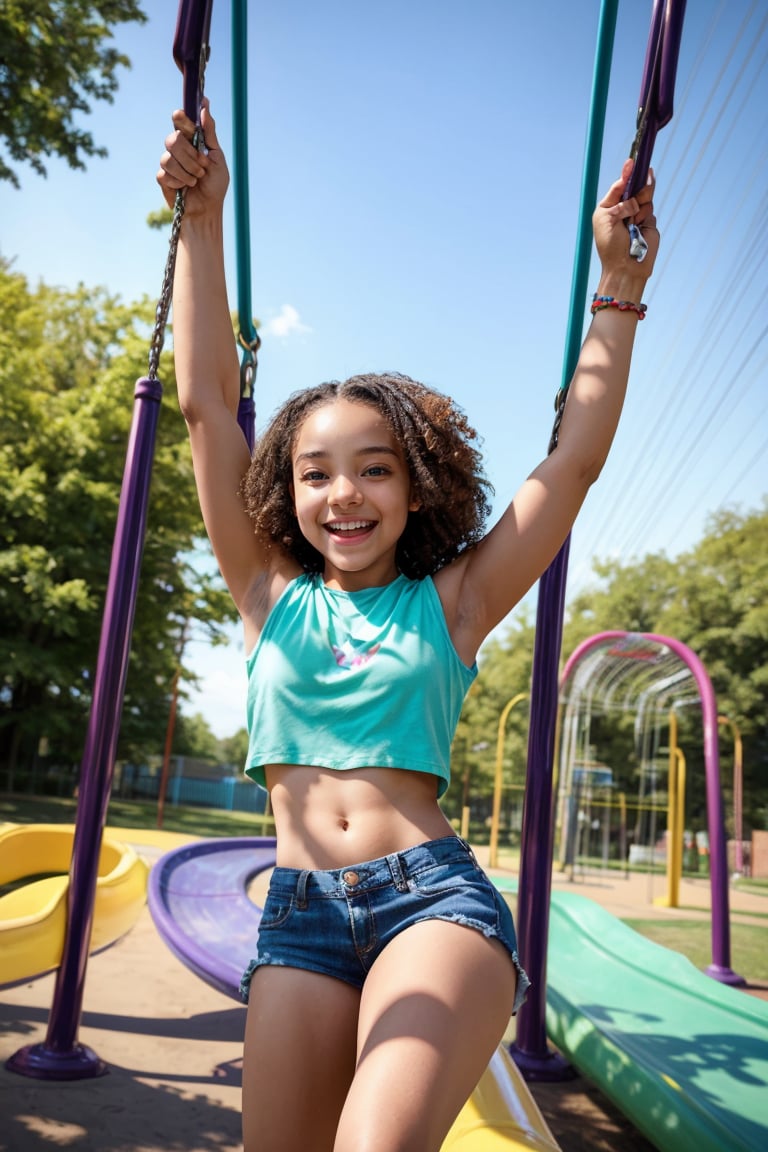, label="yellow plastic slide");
[0,823,148,986]
[442,1045,561,1151]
